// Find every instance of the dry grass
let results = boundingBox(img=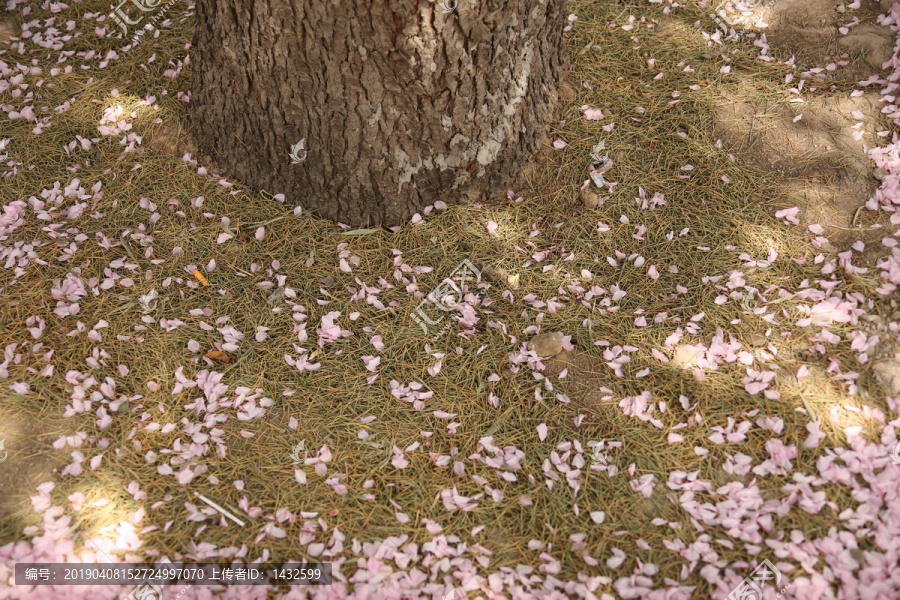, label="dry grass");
[0,0,894,597]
